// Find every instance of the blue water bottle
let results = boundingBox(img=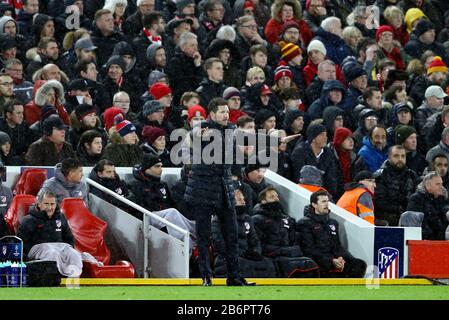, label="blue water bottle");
[20,263,27,287]
[8,262,19,287]
[0,262,4,287]
[3,261,11,287]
